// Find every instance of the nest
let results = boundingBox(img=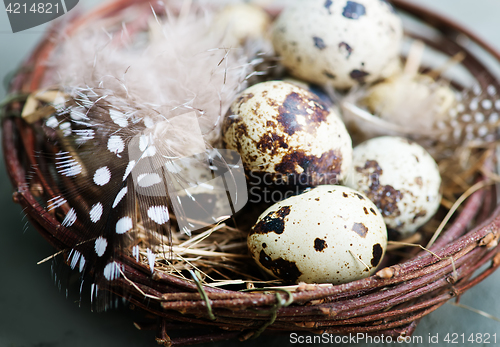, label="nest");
[3,0,500,345]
